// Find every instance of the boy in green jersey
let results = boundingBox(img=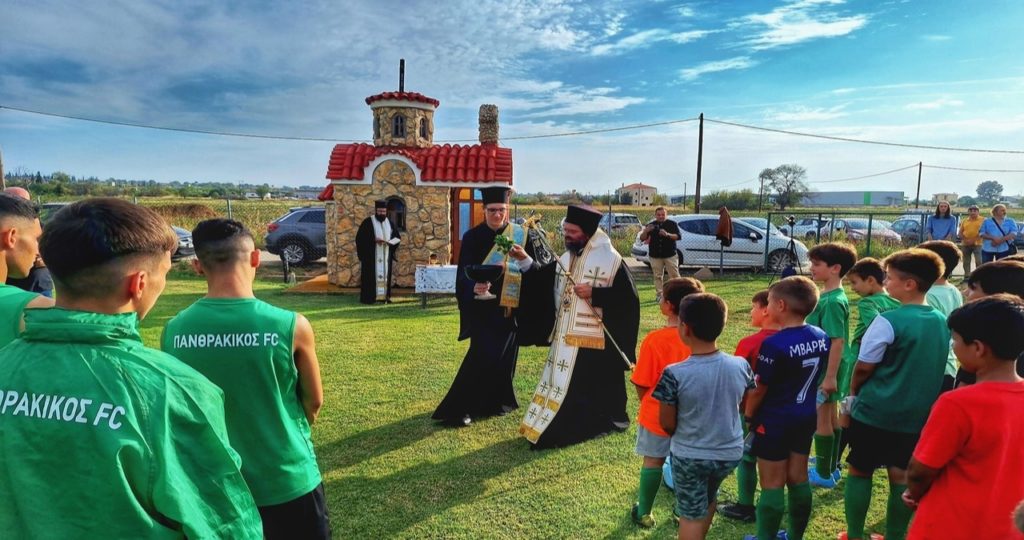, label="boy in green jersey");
[0,198,261,539]
[837,258,901,468]
[0,194,54,346]
[840,249,949,540]
[162,218,329,540]
[805,242,856,488]
[917,240,964,390]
